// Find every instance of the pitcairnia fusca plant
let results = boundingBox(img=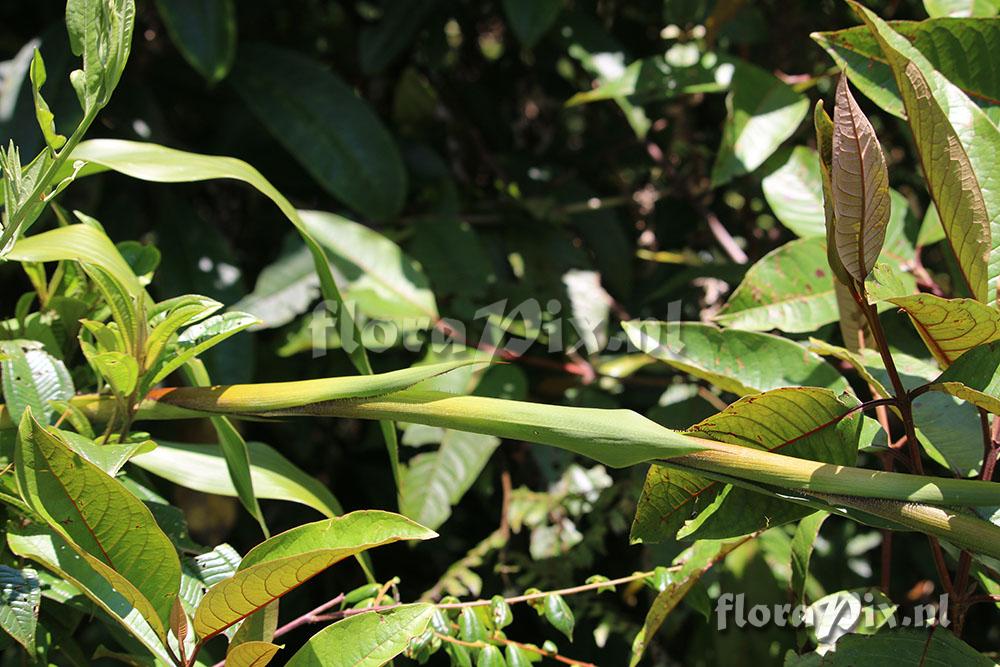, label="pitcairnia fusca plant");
[0,0,998,664]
